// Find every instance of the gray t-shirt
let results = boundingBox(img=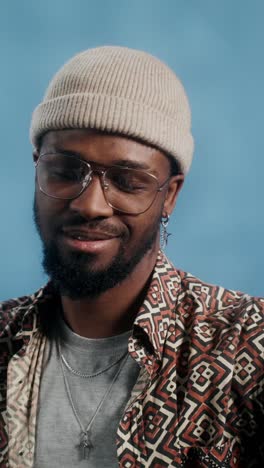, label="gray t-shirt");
[34,319,140,467]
